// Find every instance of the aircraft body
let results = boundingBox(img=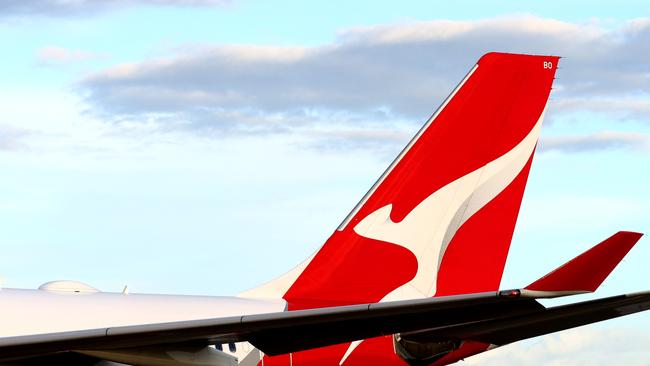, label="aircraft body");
[1,52,648,366]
